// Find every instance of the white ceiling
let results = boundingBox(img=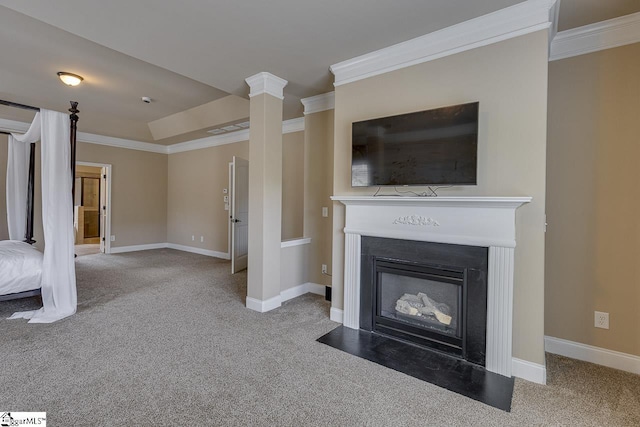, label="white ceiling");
[557,0,640,31]
[0,0,638,143]
[0,5,229,142]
